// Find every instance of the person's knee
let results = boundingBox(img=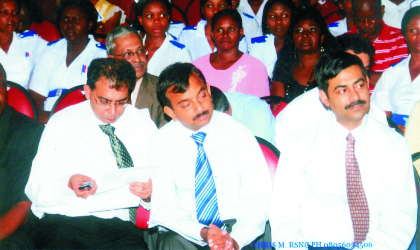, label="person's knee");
[157,231,197,250]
